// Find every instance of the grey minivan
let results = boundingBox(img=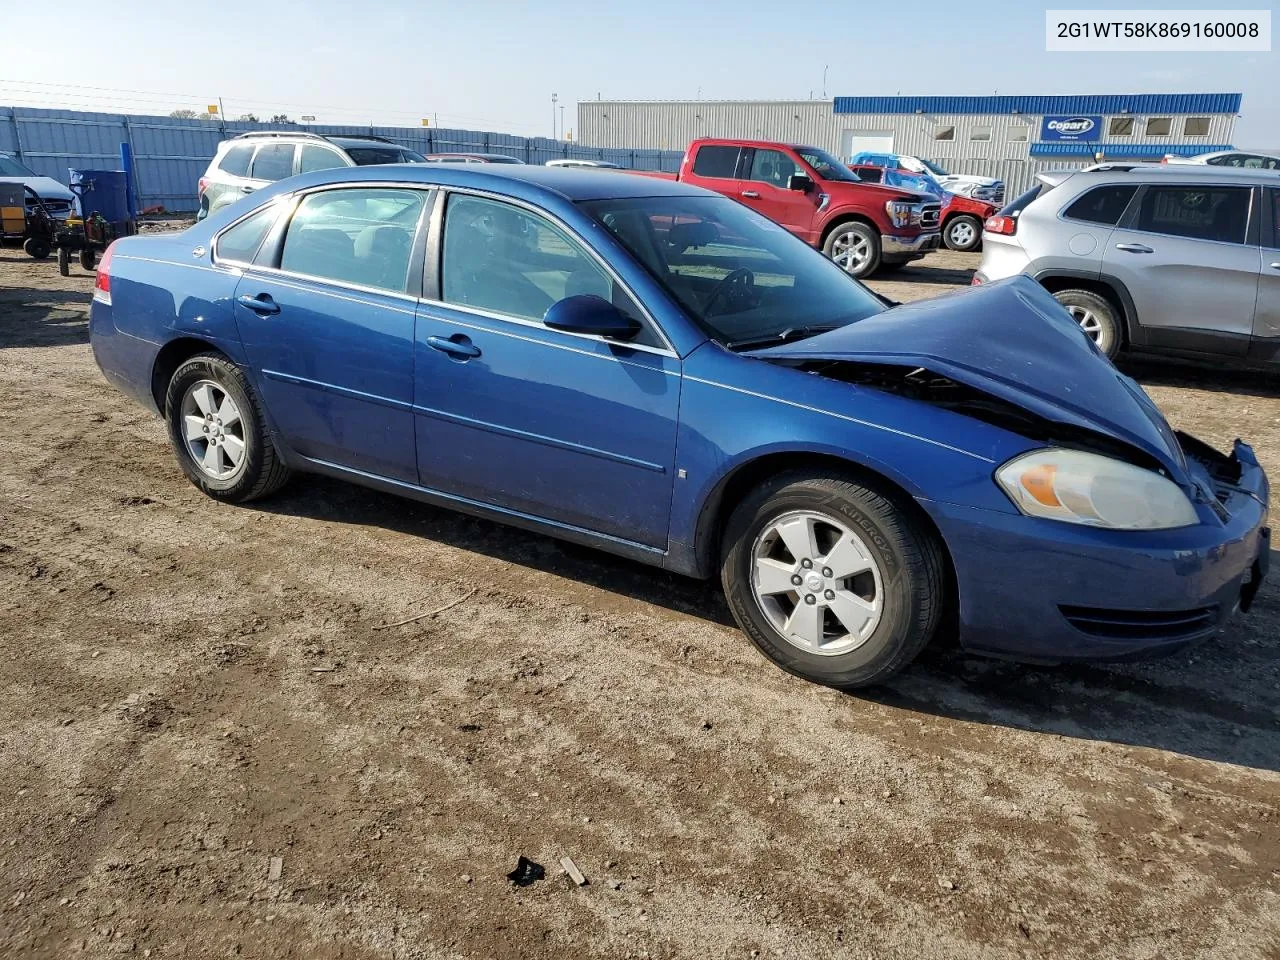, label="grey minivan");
[976,164,1279,365]
[197,132,425,219]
